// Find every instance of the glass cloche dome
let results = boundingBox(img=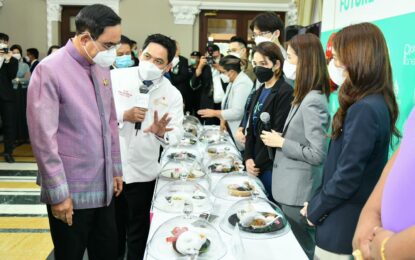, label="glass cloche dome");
[198,128,229,145]
[159,159,206,181]
[183,113,202,137]
[161,145,202,165]
[220,197,290,239]
[147,214,227,260]
[212,171,266,201]
[205,155,243,175]
[153,180,213,214]
[205,142,240,159]
[177,133,200,147]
